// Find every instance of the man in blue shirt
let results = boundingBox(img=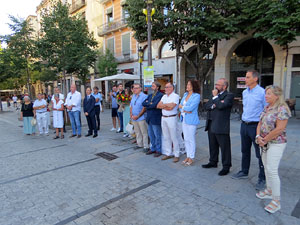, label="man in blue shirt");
[142,81,163,157]
[92,86,102,131]
[232,70,267,190]
[130,83,149,151]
